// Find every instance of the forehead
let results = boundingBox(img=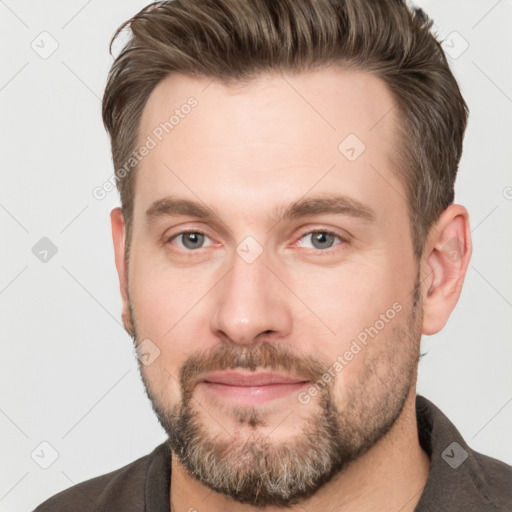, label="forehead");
[139,67,398,149]
[134,67,405,227]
